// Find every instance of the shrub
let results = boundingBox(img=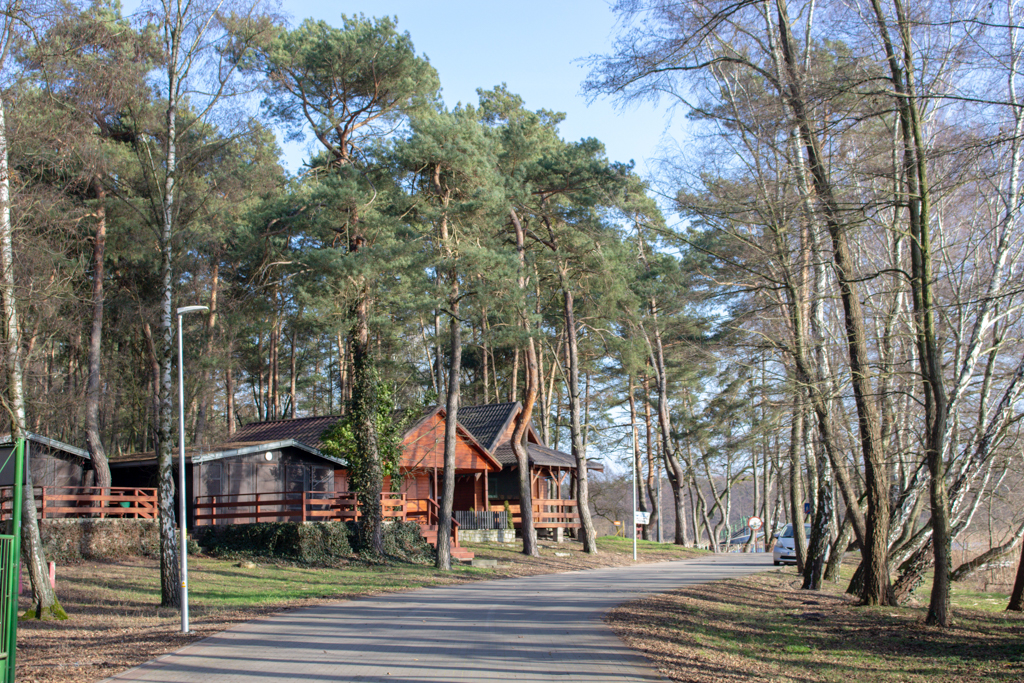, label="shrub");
[192,522,354,565]
[379,521,435,564]
[39,519,160,562]
[503,500,514,530]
